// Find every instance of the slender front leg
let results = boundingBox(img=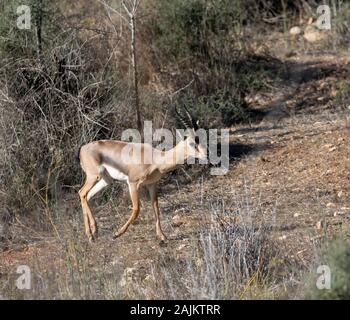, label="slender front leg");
[147,183,167,241]
[114,182,140,238]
